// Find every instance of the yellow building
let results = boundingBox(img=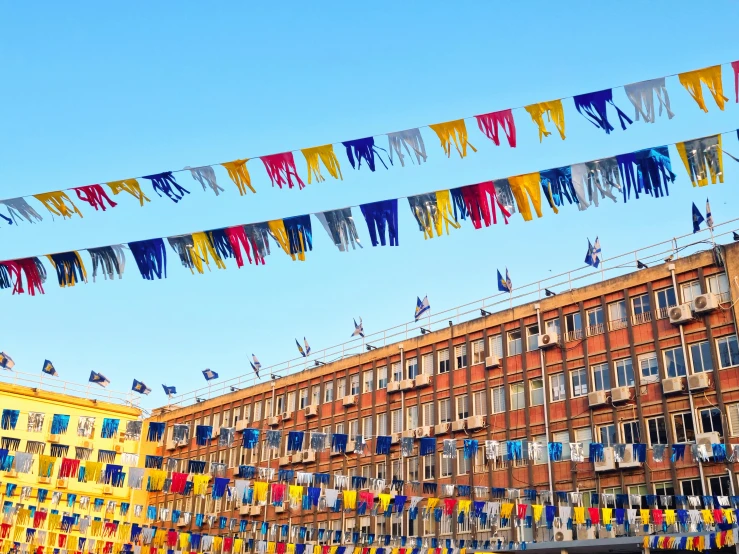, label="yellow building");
[0,377,151,553]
